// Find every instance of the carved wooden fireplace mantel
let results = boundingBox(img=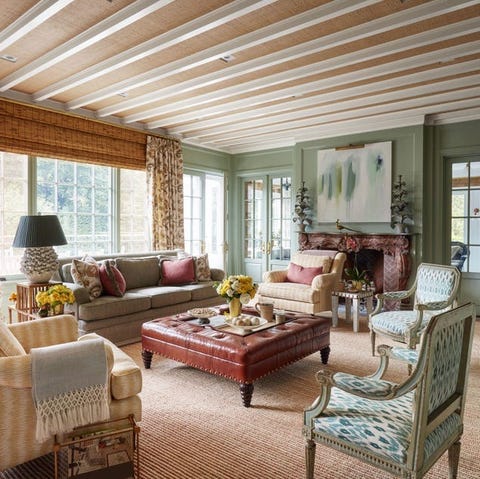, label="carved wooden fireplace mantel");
[299,232,412,292]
